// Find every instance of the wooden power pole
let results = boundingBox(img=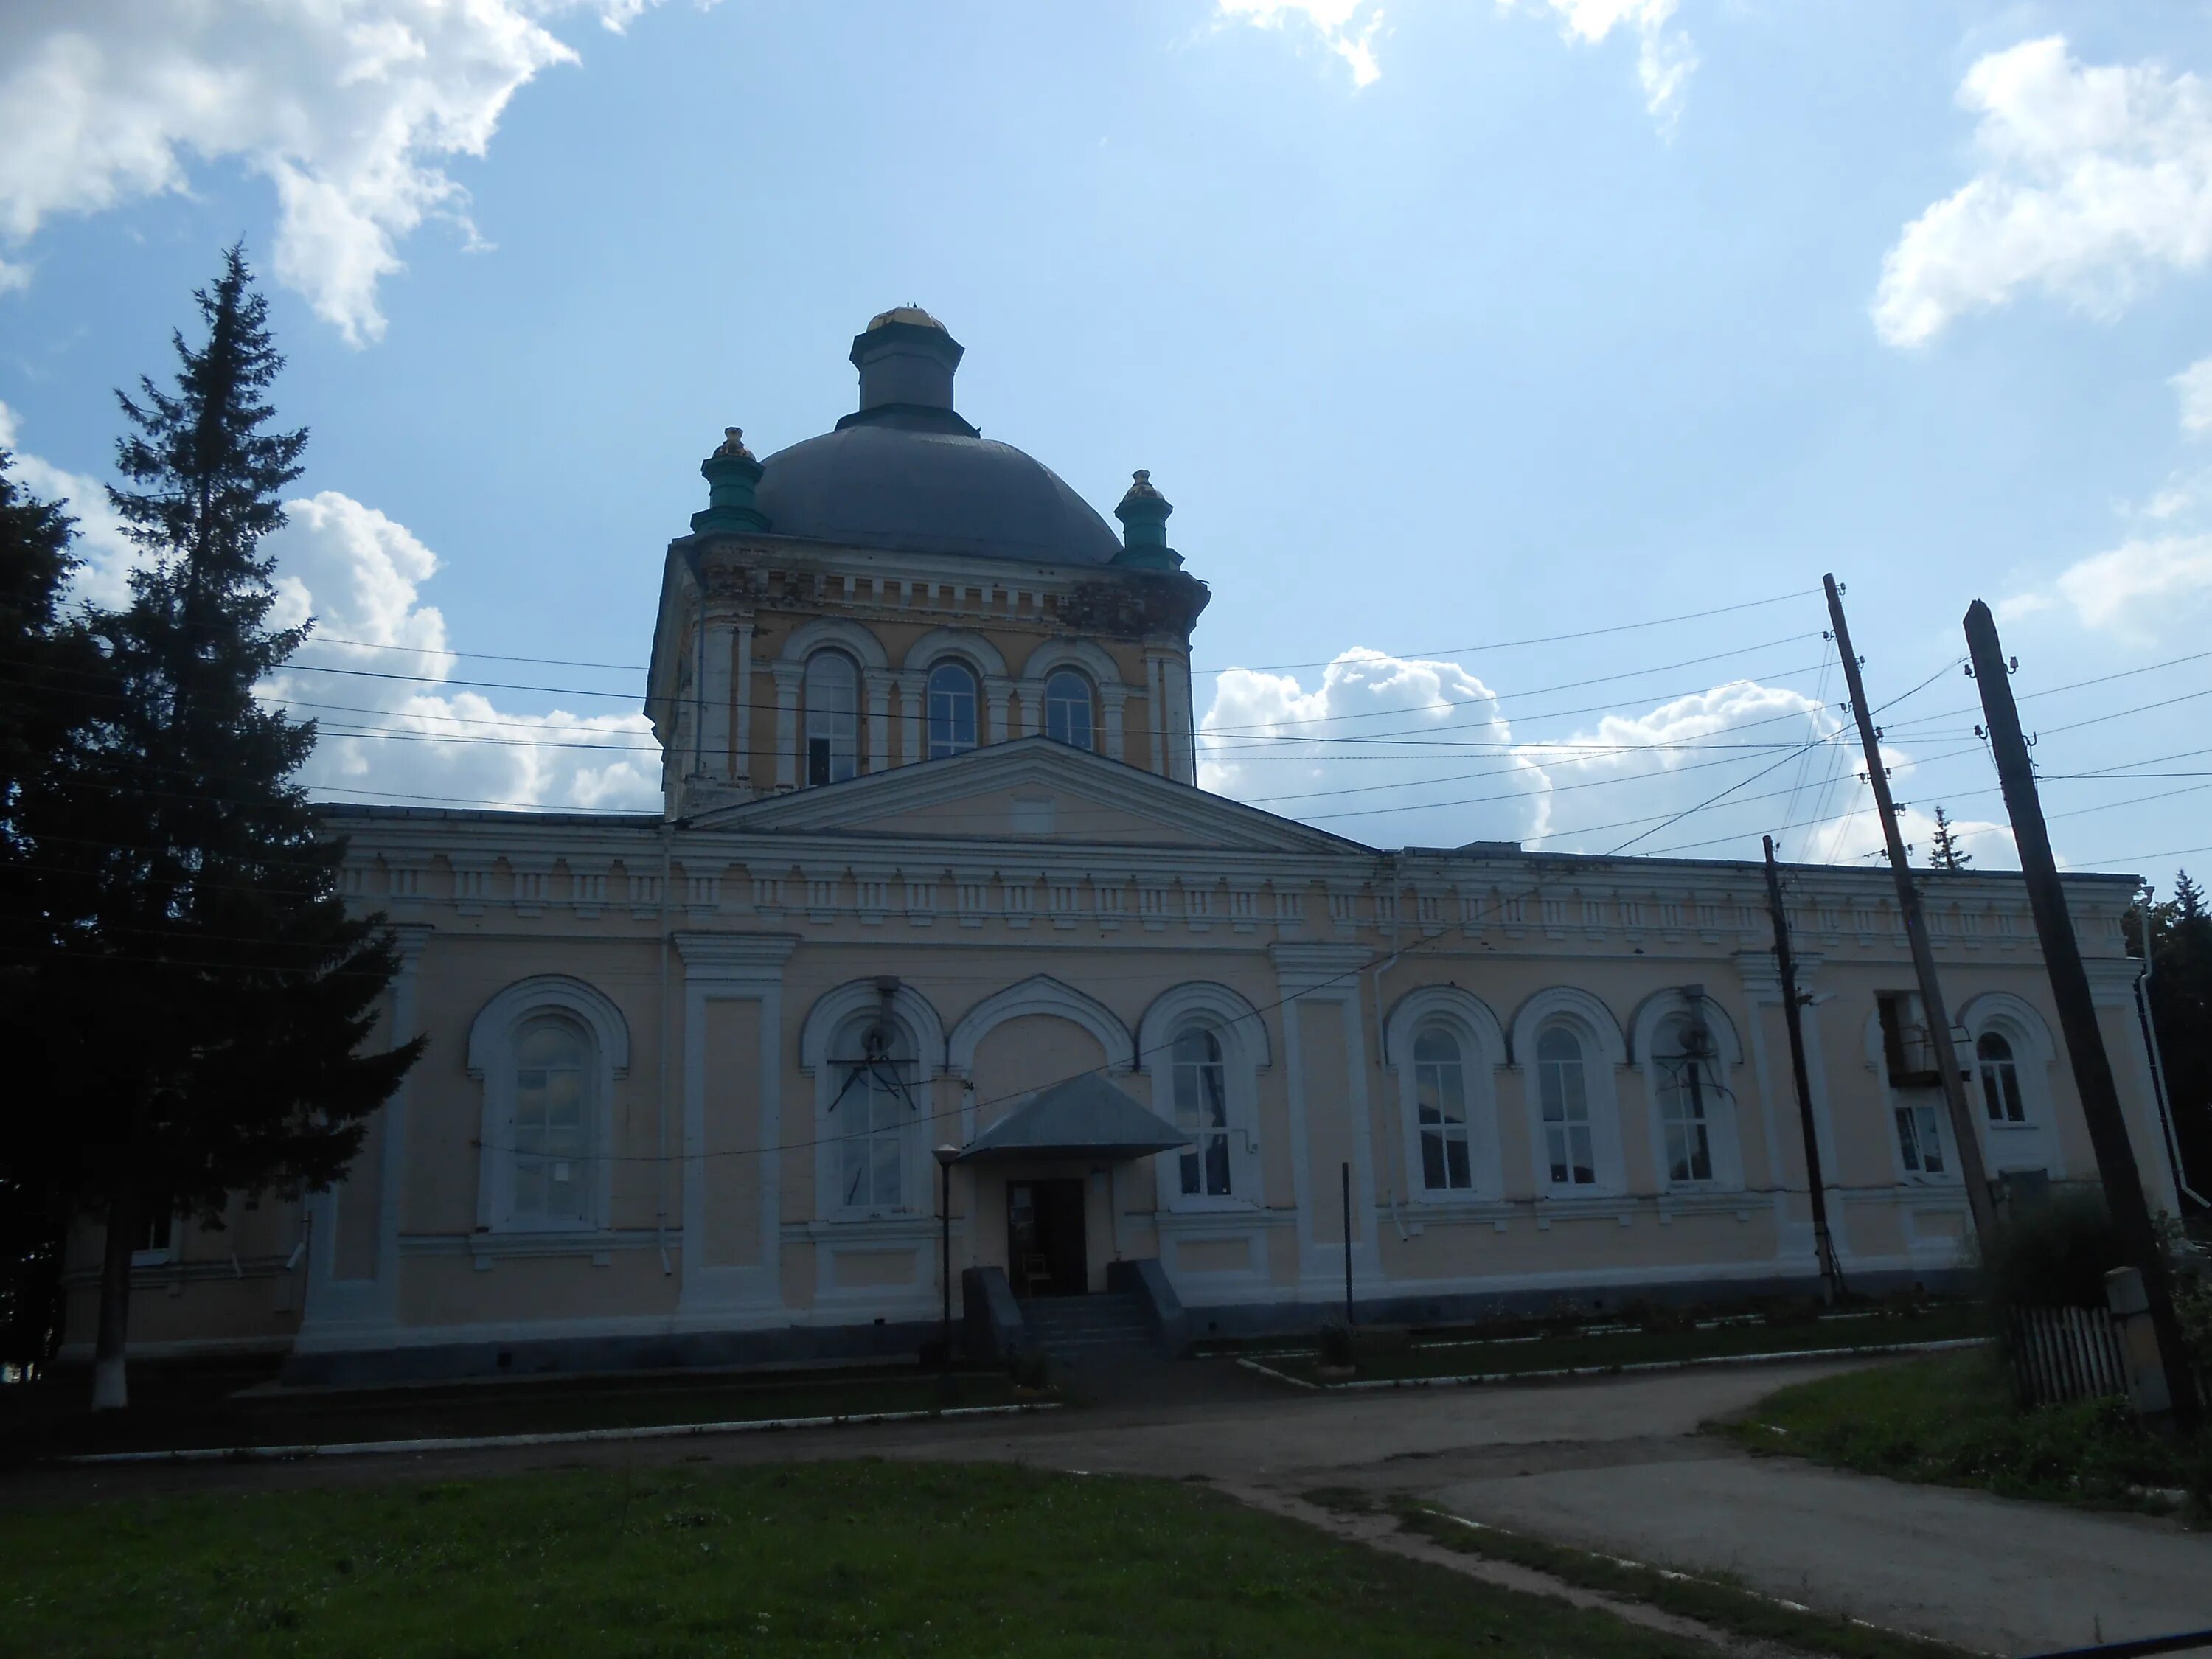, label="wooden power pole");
[1764,836,1844,1301]
[1963,599,2200,1427]
[1825,574,2001,1253]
